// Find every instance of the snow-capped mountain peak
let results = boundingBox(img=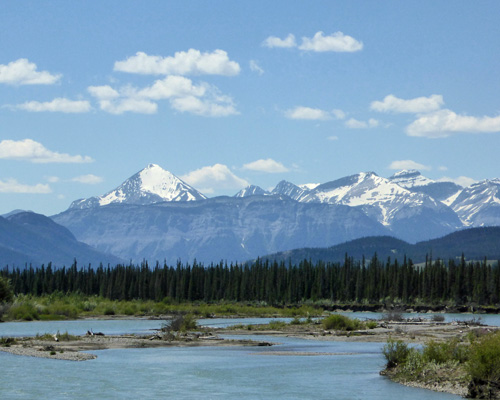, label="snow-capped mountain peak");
[69,164,206,209]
